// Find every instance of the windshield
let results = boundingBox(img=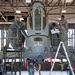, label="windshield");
[35,9,41,30]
